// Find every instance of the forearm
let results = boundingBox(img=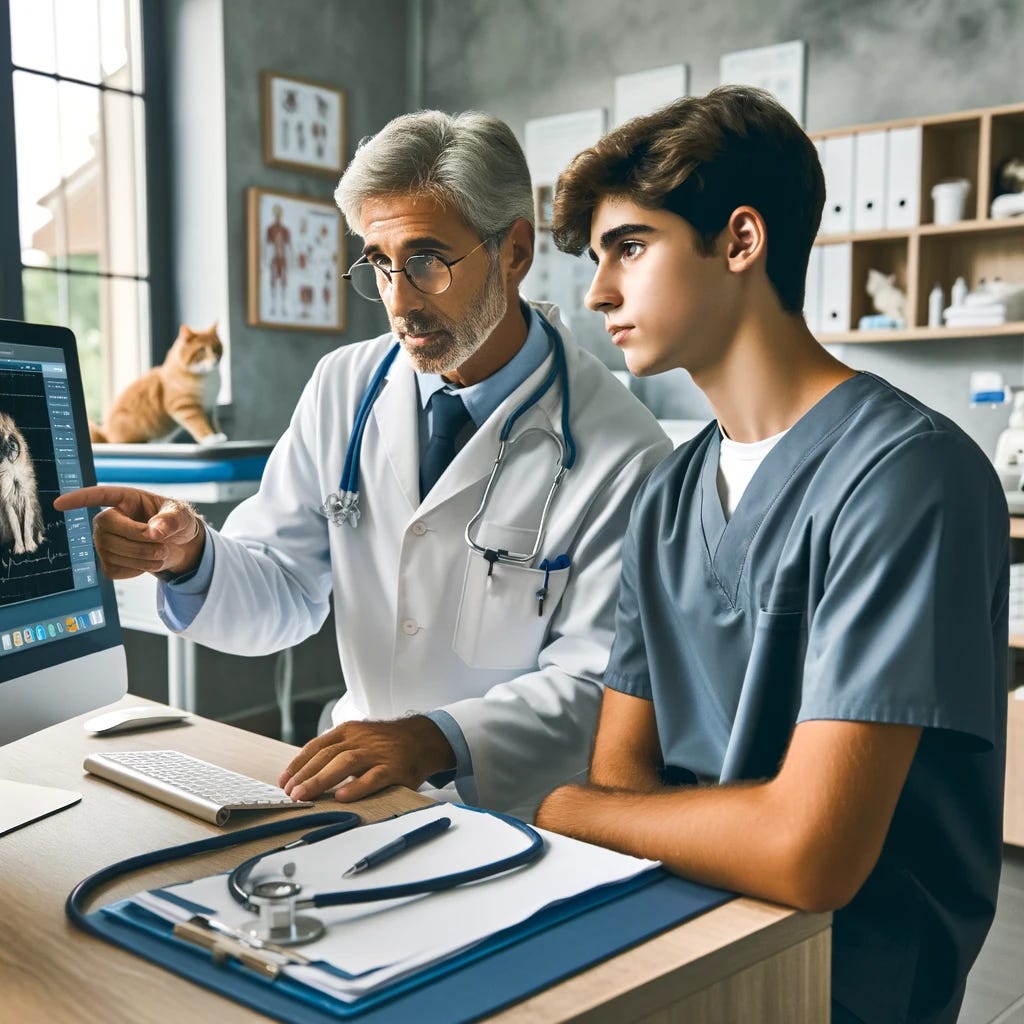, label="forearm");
[536,781,824,911]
